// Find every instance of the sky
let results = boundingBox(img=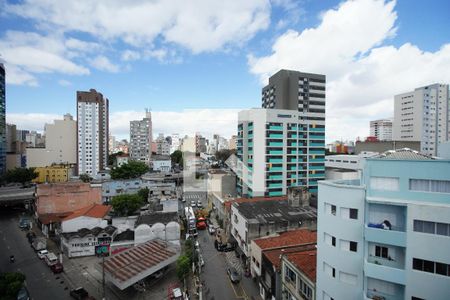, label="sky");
[1,0,450,142]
